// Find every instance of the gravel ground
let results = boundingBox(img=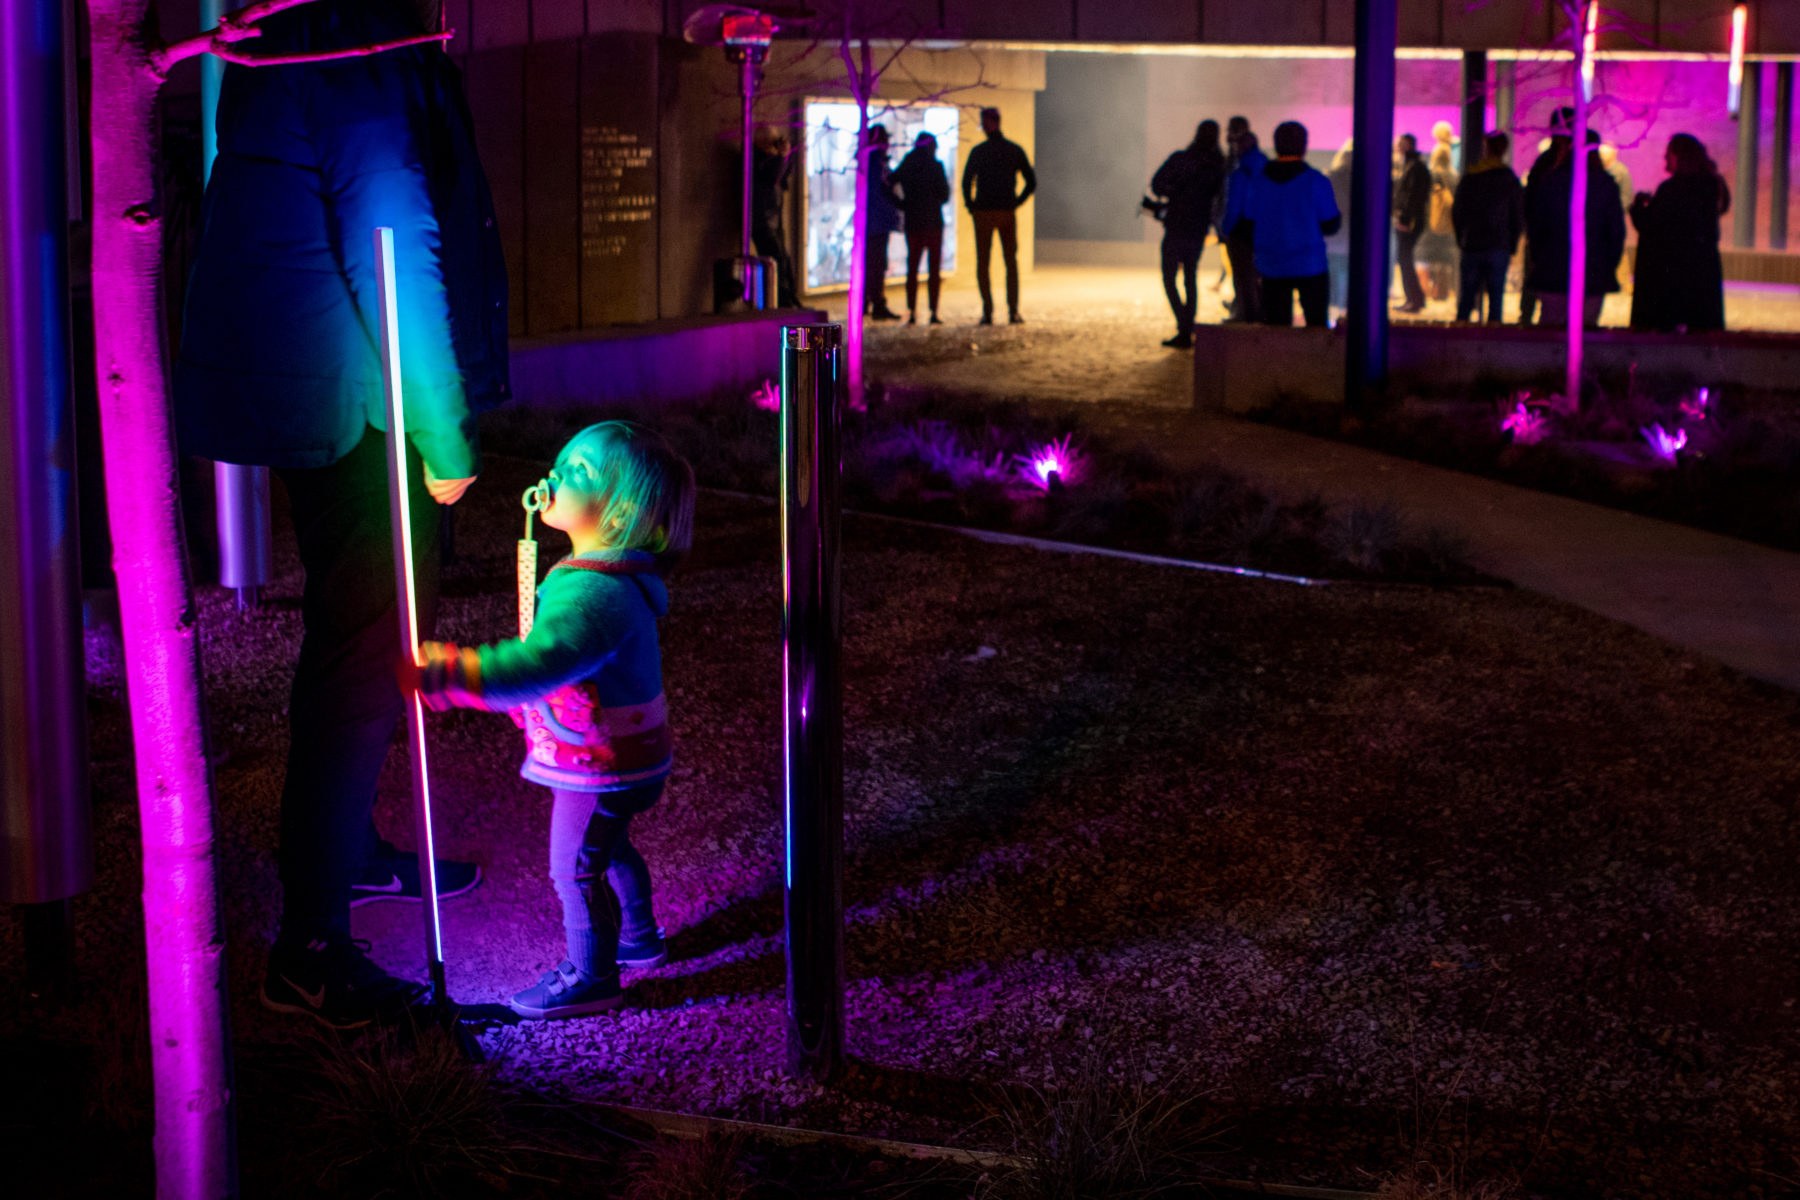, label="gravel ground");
[7,447,1799,1199]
